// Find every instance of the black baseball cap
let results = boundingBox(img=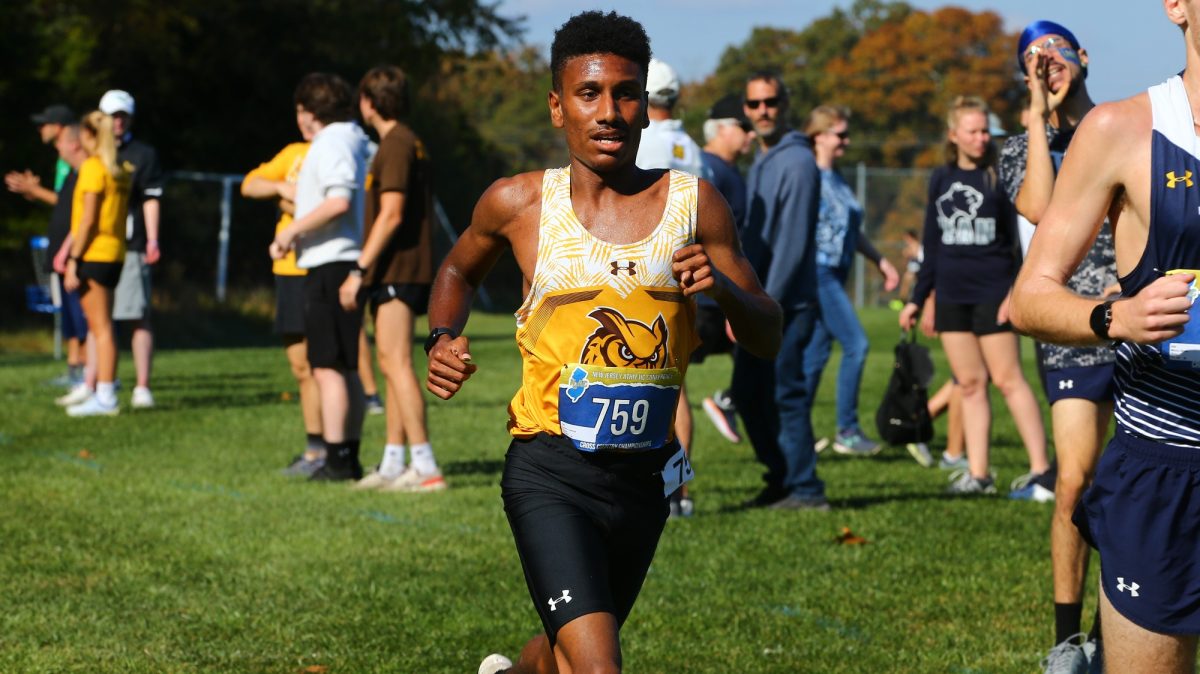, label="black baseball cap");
[31,104,75,126]
[708,94,751,131]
